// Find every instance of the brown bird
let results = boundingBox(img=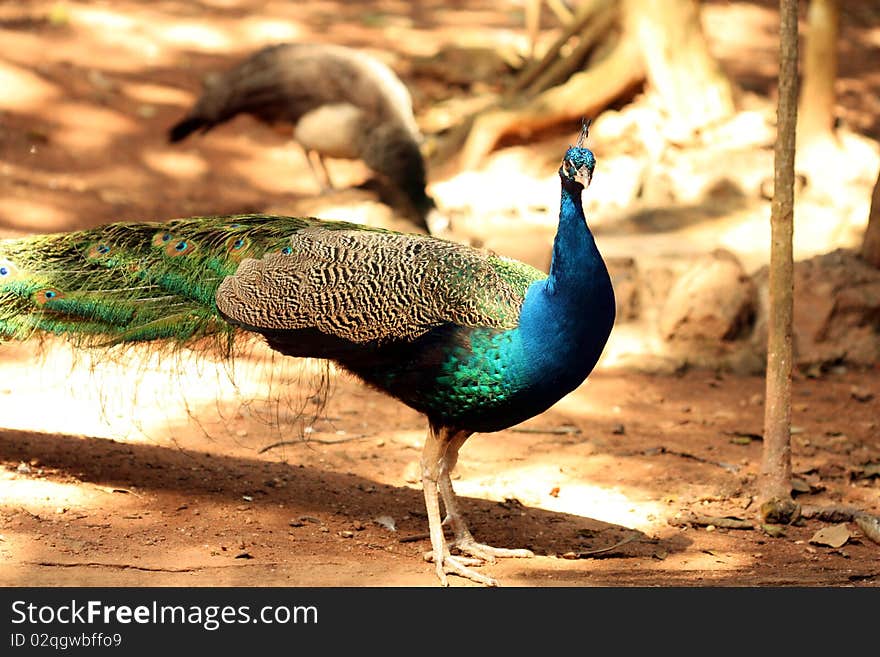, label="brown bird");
[169,42,438,233]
